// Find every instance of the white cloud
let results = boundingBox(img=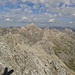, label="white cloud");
[18,16,28,22]
[21,16,28,20]
[21,0,26,2]
[8,0,18,4]
[10,8,22,14]
[69,21,73,24]
[24,8,32,14]
[0,0,75,24]
[48,18,55,23]
[73,13,75,16]
[4,18,12,21]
